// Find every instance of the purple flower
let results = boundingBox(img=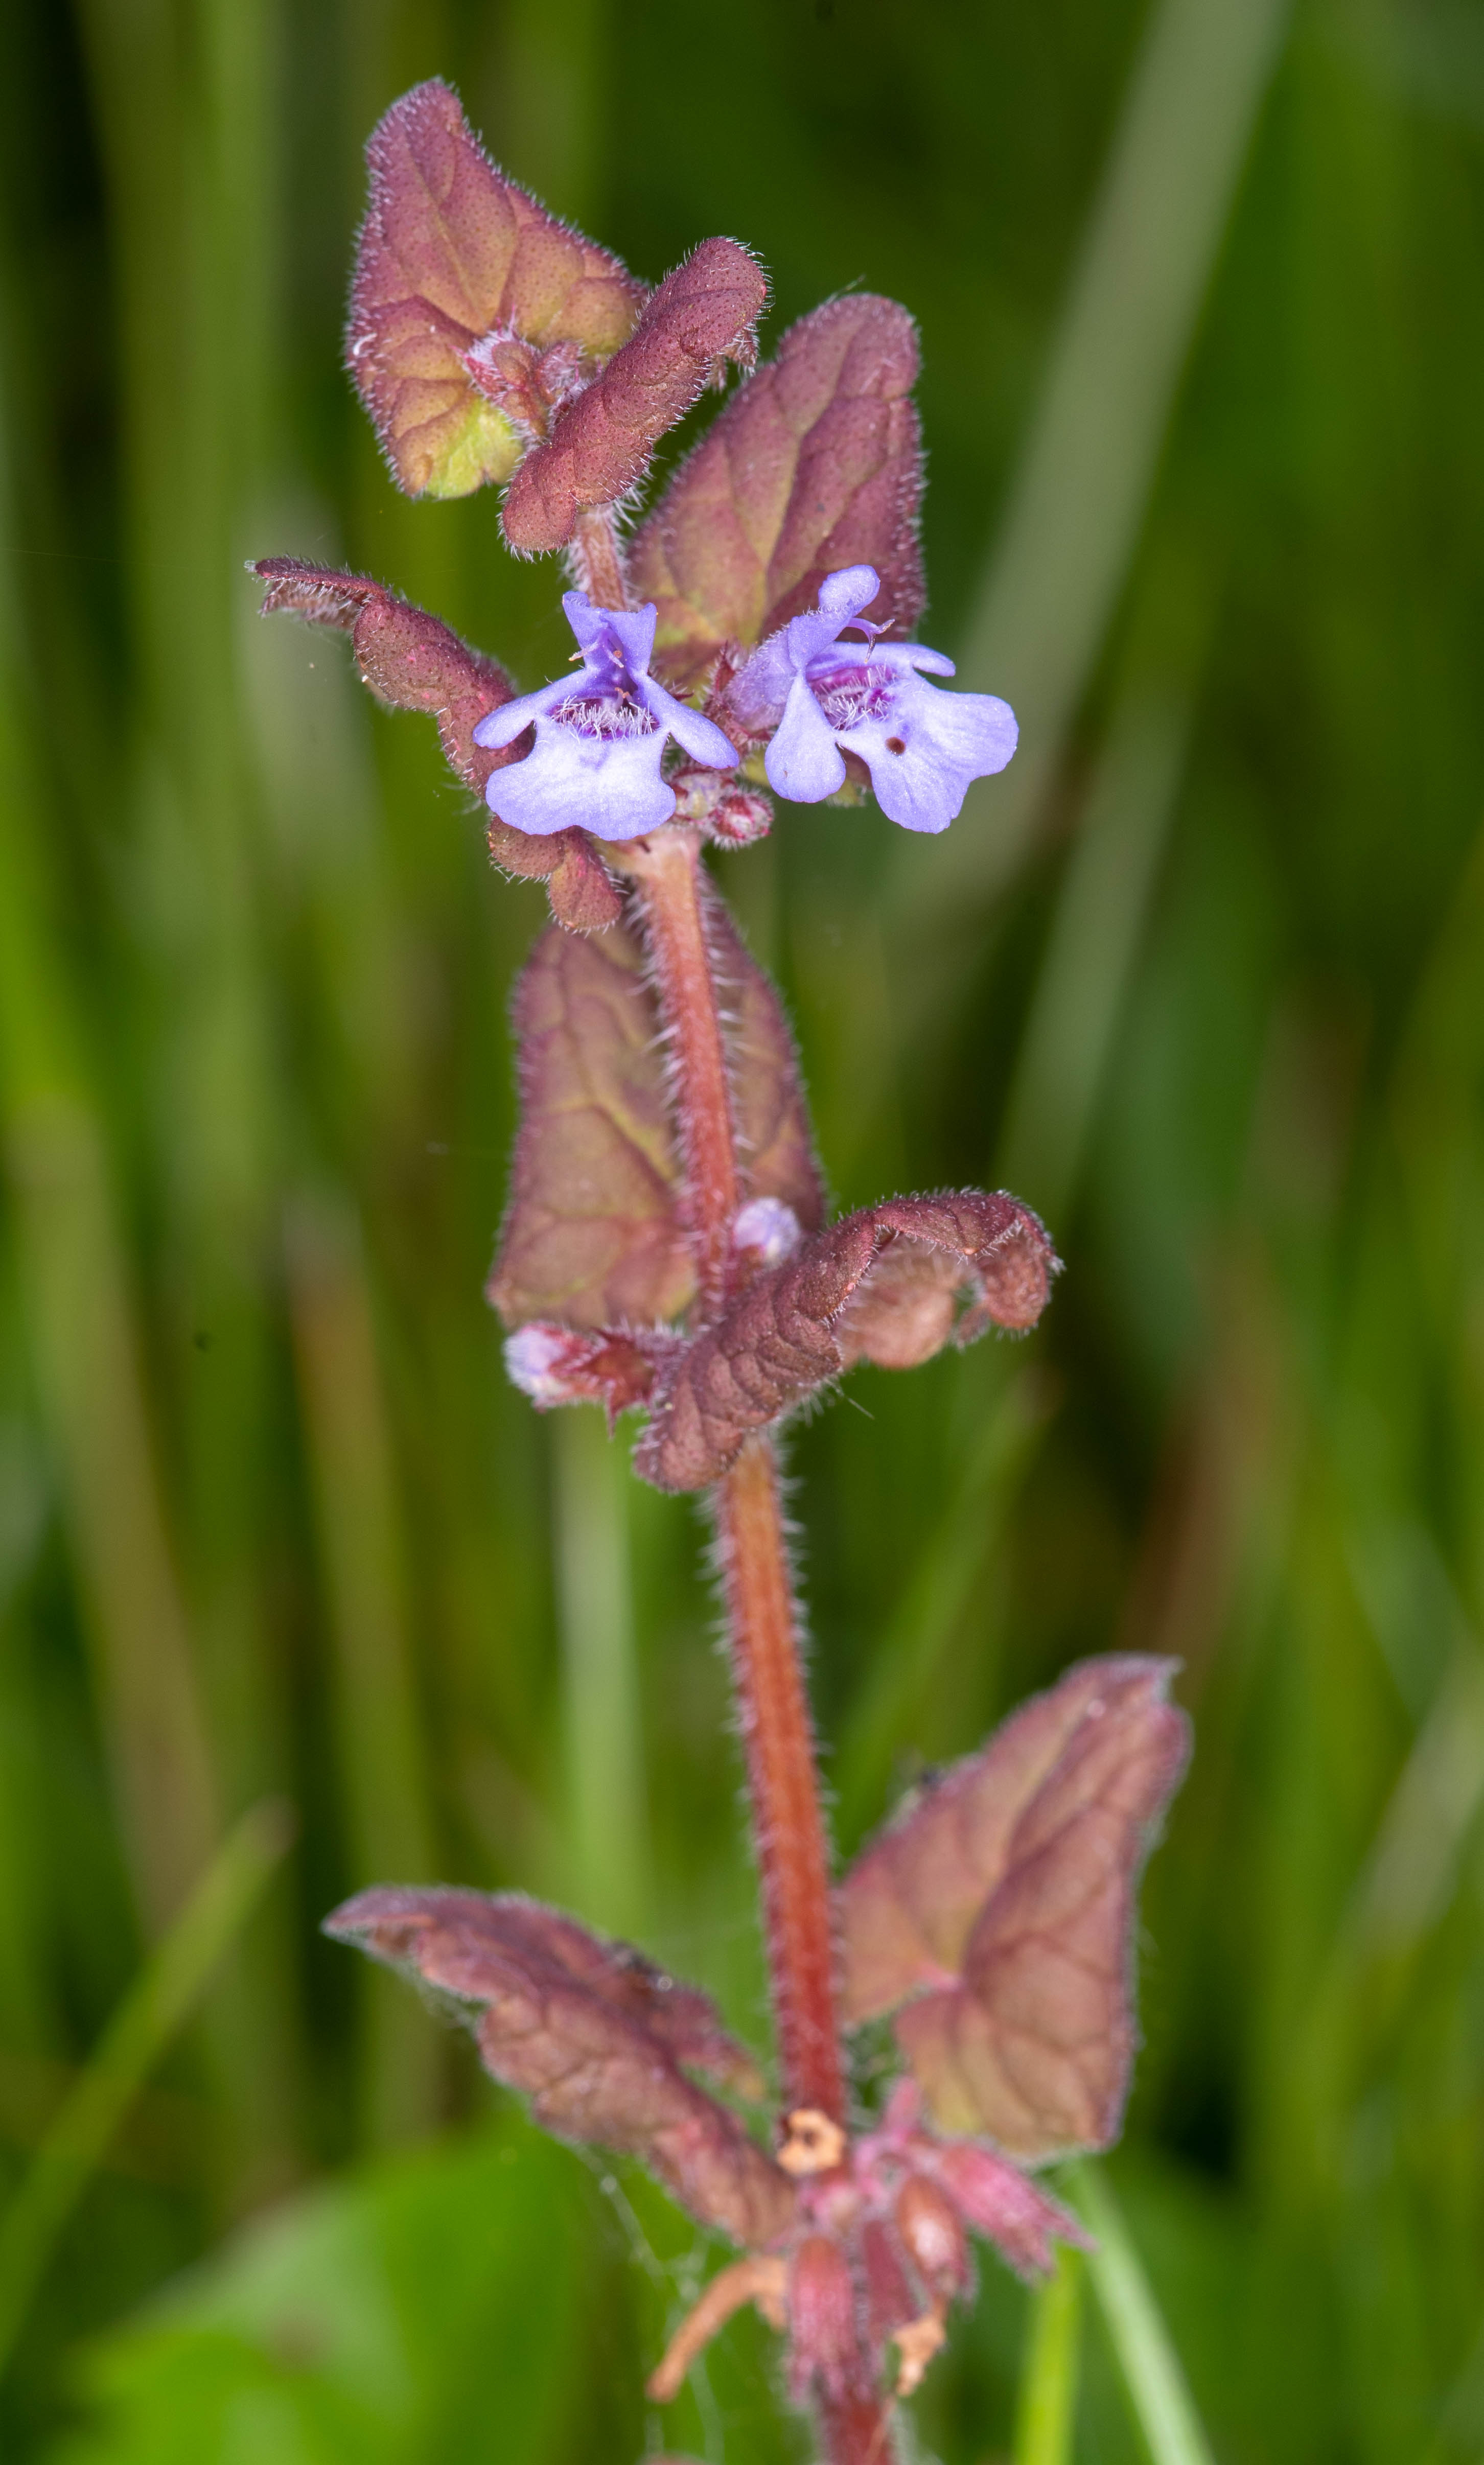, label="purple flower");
[472,592,738,843]
[730,566,1017,834]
